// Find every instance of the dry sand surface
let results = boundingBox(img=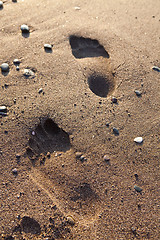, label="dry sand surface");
[0,0,160,239]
